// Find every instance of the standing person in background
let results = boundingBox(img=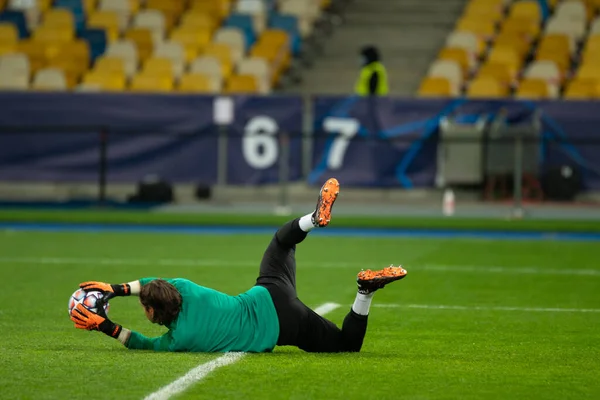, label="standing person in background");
[355,45,389,96]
